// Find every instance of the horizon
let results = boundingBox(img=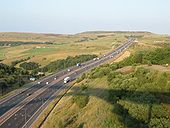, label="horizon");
[0,0,170,34]
[0,30,168,35]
